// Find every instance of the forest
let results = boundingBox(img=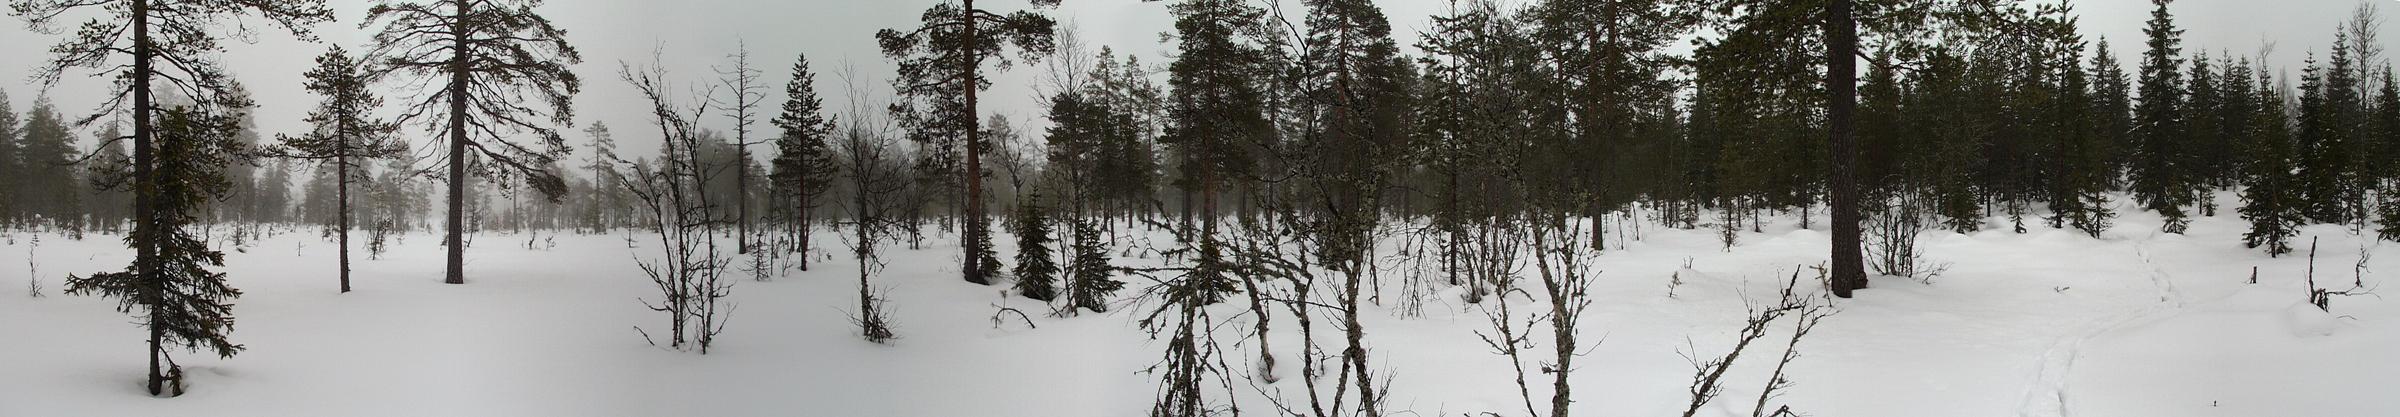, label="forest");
[1,0,2396,416]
